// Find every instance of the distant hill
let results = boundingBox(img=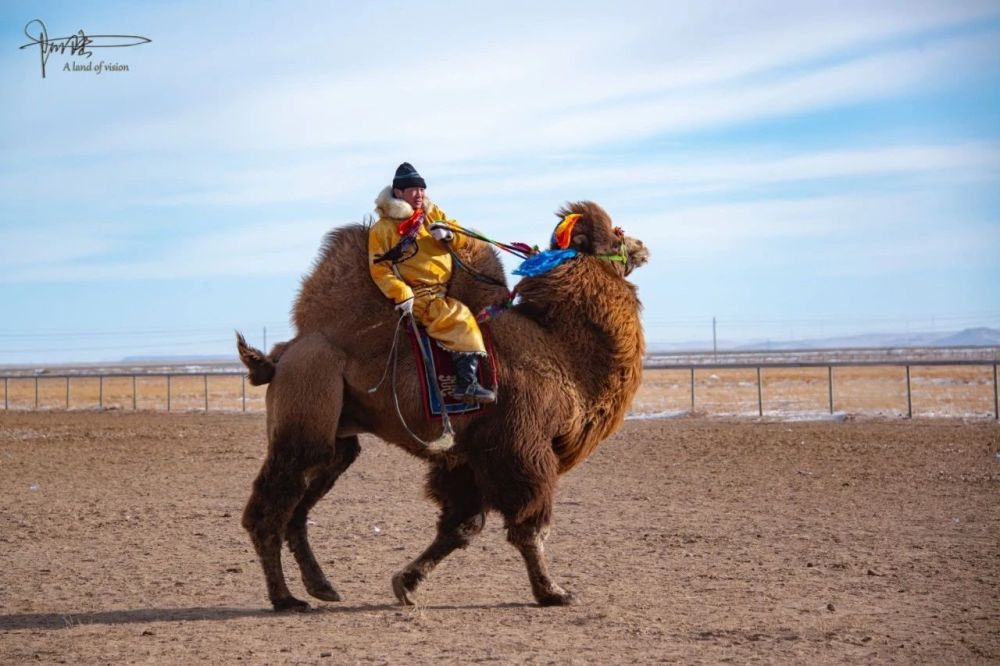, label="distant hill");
[108,328,1000,362]
[646,327,1000,353]
[934,327,1000,347]
[735,327,1000,351]
[119,354,236,363]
